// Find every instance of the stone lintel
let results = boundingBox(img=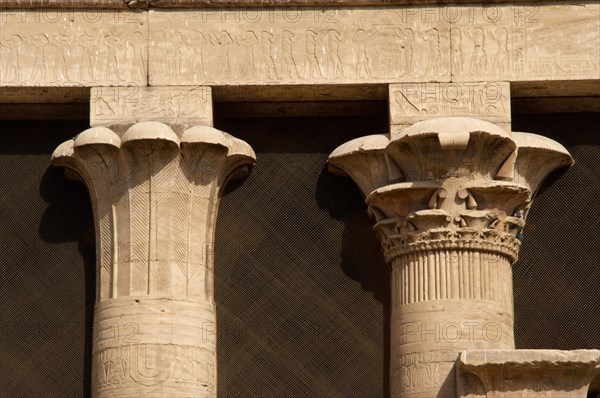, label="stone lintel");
[0,10,147,87]
[90,86,213,127]
[0,0,575,10]
[457,349,600,398]
[459,349,600,367]
[1,4,598,88]
[389,81,511,132]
